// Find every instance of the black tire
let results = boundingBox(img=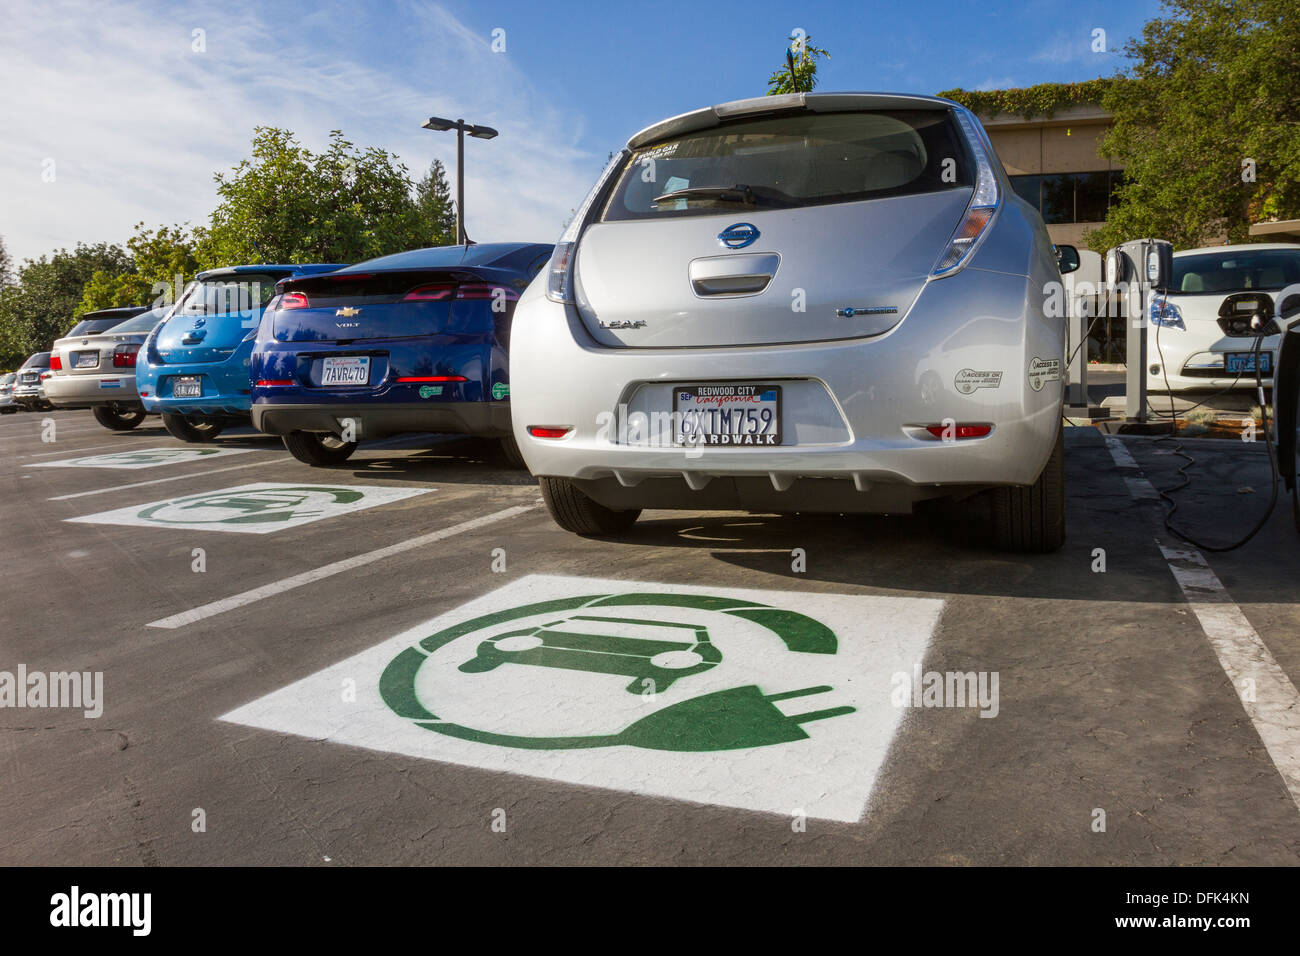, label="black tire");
[988,424,1065,552]
[282,430,358,466]
[92,404,146,431]
[162,412,223,443]
[498,434,528,470]
[539,476,641,536]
